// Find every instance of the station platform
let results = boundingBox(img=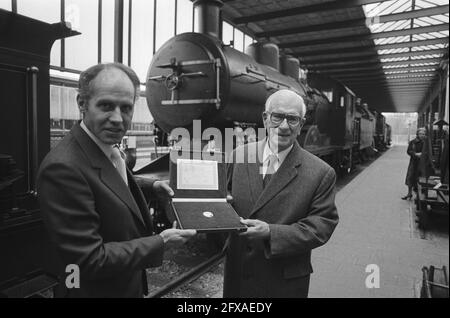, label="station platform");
[309,145,449,298]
